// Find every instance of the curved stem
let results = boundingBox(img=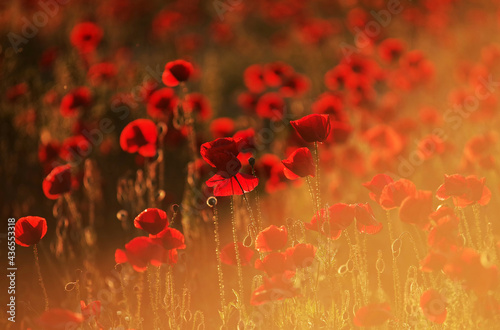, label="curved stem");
[33,244,49,311]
